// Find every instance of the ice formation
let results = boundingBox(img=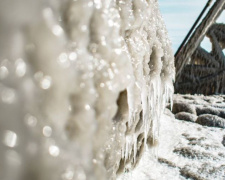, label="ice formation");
[119,94,225,180]
[0,0,174,180]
